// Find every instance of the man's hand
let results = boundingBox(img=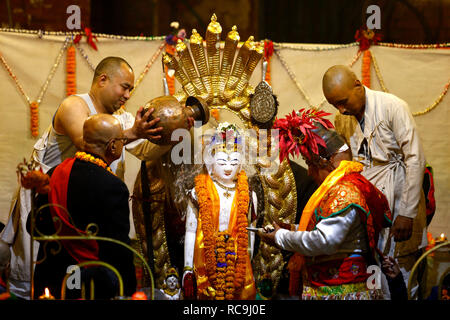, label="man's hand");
[381,256,401,279]
[127,107,163,142]
[390,215,413,242]
[257,222,281,248]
